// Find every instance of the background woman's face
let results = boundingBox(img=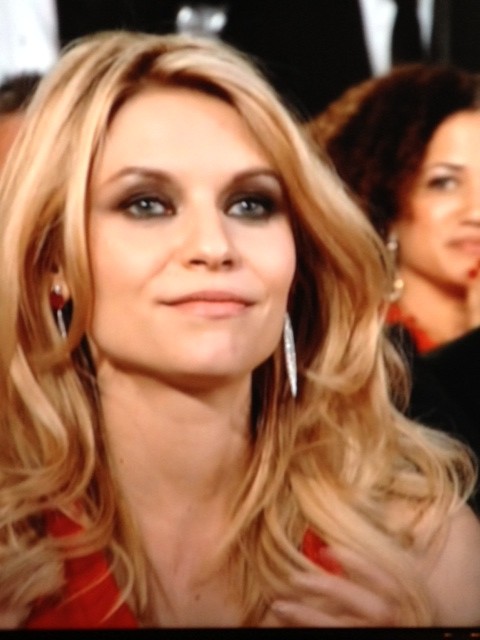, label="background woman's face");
[0,113,23,170]
[393,110,480,293]
[87,87,296,391]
